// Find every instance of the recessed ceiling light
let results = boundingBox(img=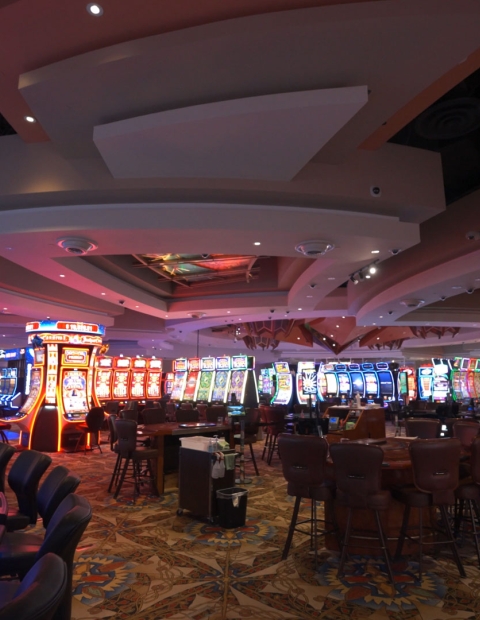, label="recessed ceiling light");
[298,308,302,311]
[165,314,168,317]
[369,266,377,274]
[322,337,326,341]
[101,292,106,295]
[297,337,300,340]
[3,308,6,311]
[253,242,261,246]
[238,318,242,320]
[86,3,103,15]
[342,316,345,319]
[379,315,383,318]
[336,325,339,328]
[135,305,139,308]
[306,295,313,298]
[24,115,36,123]
[330,334,334,337]
[373,323,376,325]
[59,274,65,278]
[227,311,231,314]
[452,286,462,290]
[371,250,380,254]
[365,274,371,279]
[332,343,336,347]
[327,277,336,281]
[377,337,380,340]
